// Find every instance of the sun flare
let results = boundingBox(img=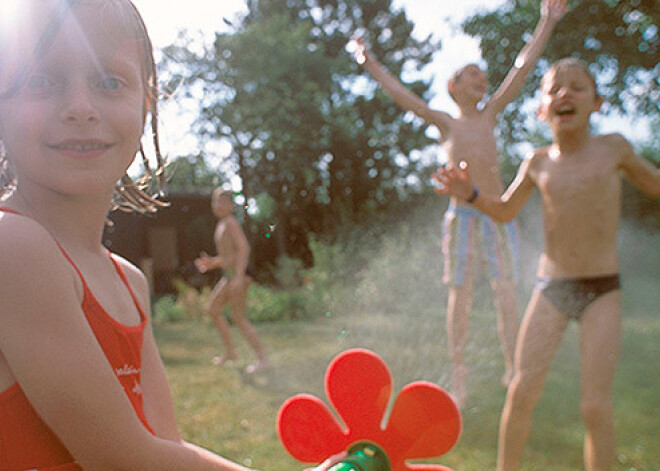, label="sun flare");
[0,0,29,51]
[0,0,22,28]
